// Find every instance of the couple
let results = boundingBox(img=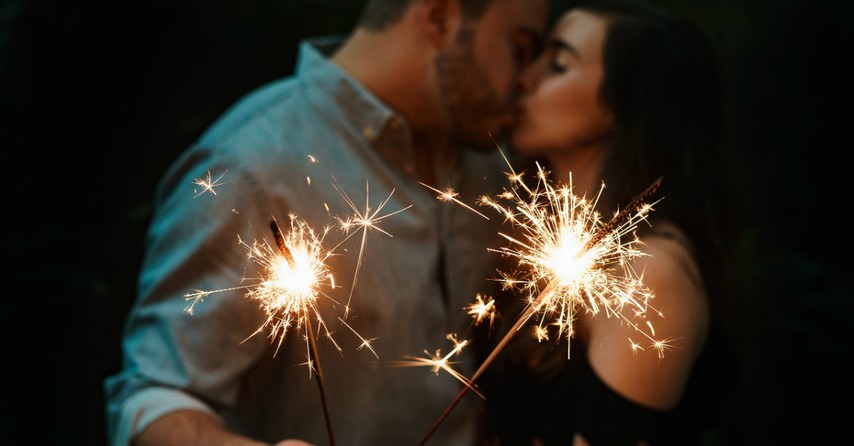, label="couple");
[104,1,735,445]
